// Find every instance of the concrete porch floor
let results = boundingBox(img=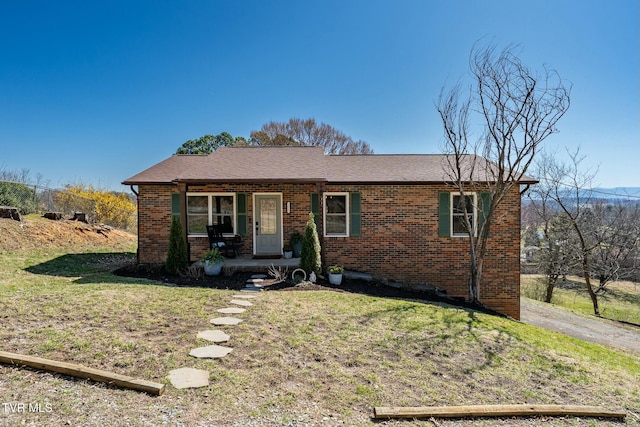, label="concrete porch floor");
[222,255,301,272]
